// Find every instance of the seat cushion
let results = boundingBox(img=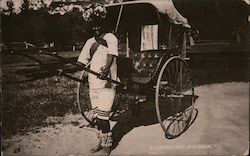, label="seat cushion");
[131,51,163,83]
